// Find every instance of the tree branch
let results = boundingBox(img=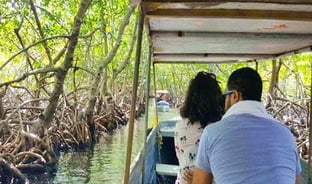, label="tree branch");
[0,68,58,88]
[42,0,92,127]
[29,0,53,66]
[113,17,138,78]
[86,4,137,117]
[1,35,69,70]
